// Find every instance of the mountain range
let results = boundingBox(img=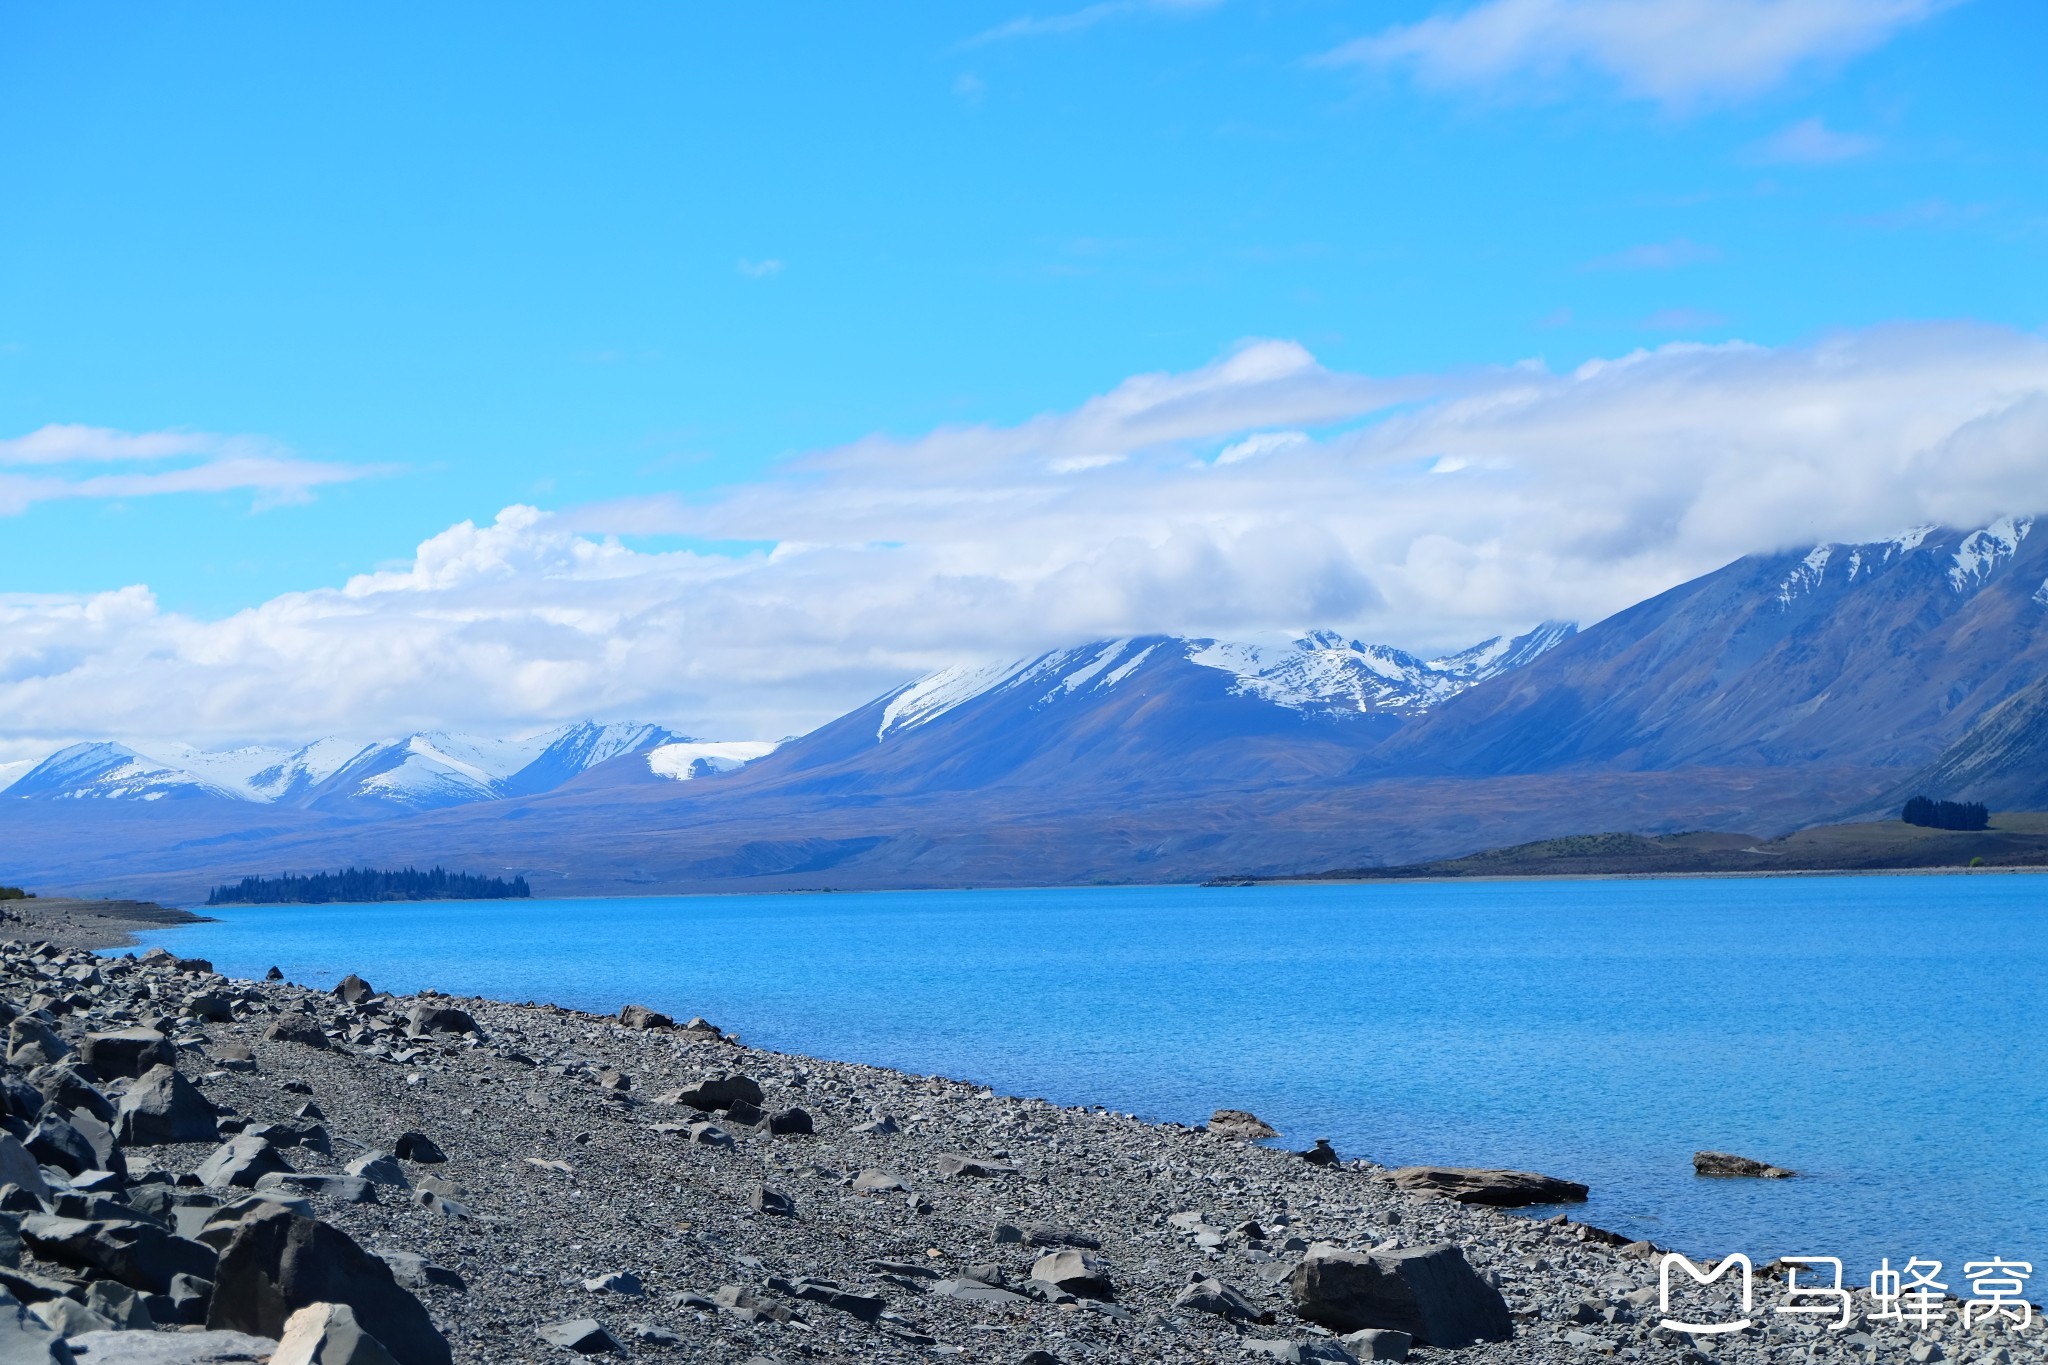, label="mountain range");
[4,517,2046,900]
